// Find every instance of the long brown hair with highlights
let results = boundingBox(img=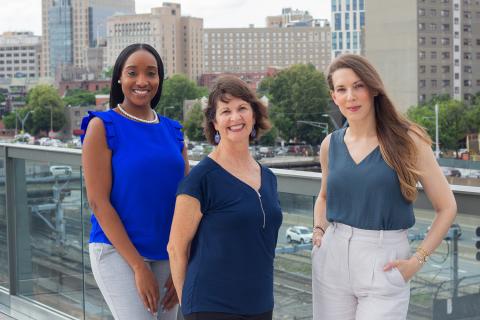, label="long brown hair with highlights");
[327,54,431,202]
